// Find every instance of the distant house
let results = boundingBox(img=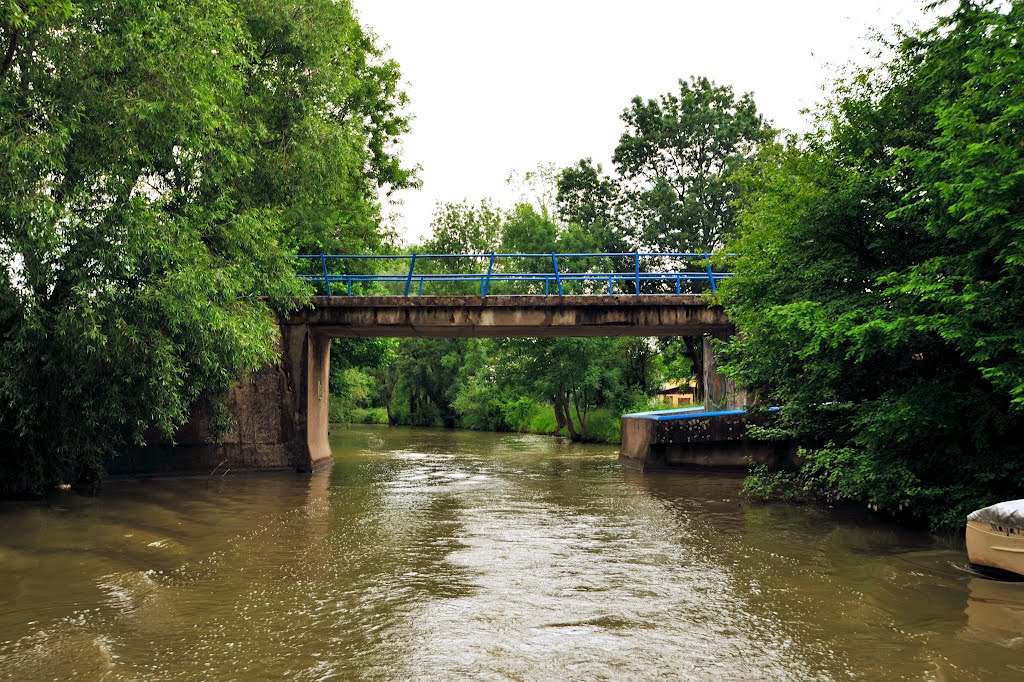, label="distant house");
[656,379,697,407]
